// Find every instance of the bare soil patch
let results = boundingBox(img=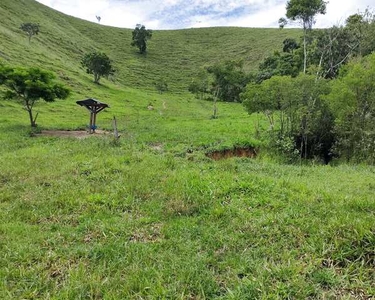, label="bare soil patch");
[38,130,110,139]
[206,147,258,160]
[149,142,163,152]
